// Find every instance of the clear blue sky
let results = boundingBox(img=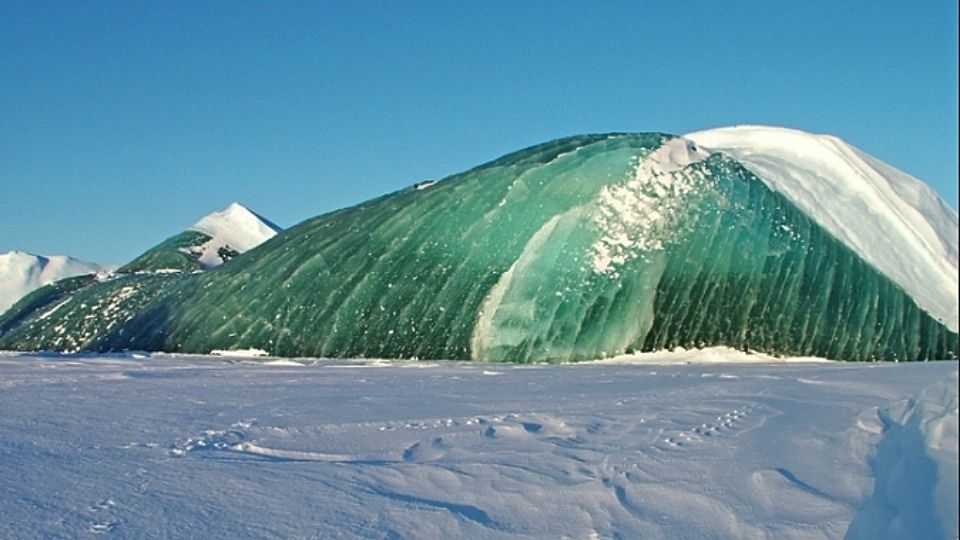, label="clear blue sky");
[1,1,957,264]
